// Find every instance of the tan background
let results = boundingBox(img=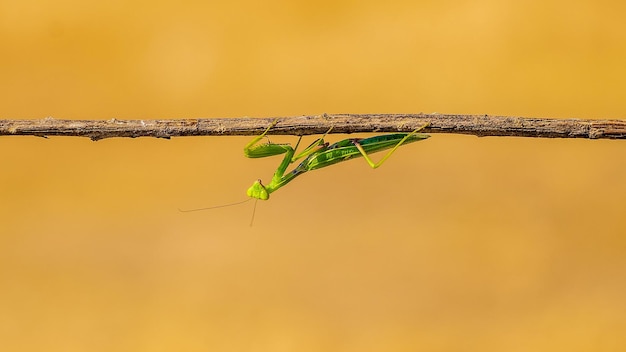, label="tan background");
[1,1,625,351]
